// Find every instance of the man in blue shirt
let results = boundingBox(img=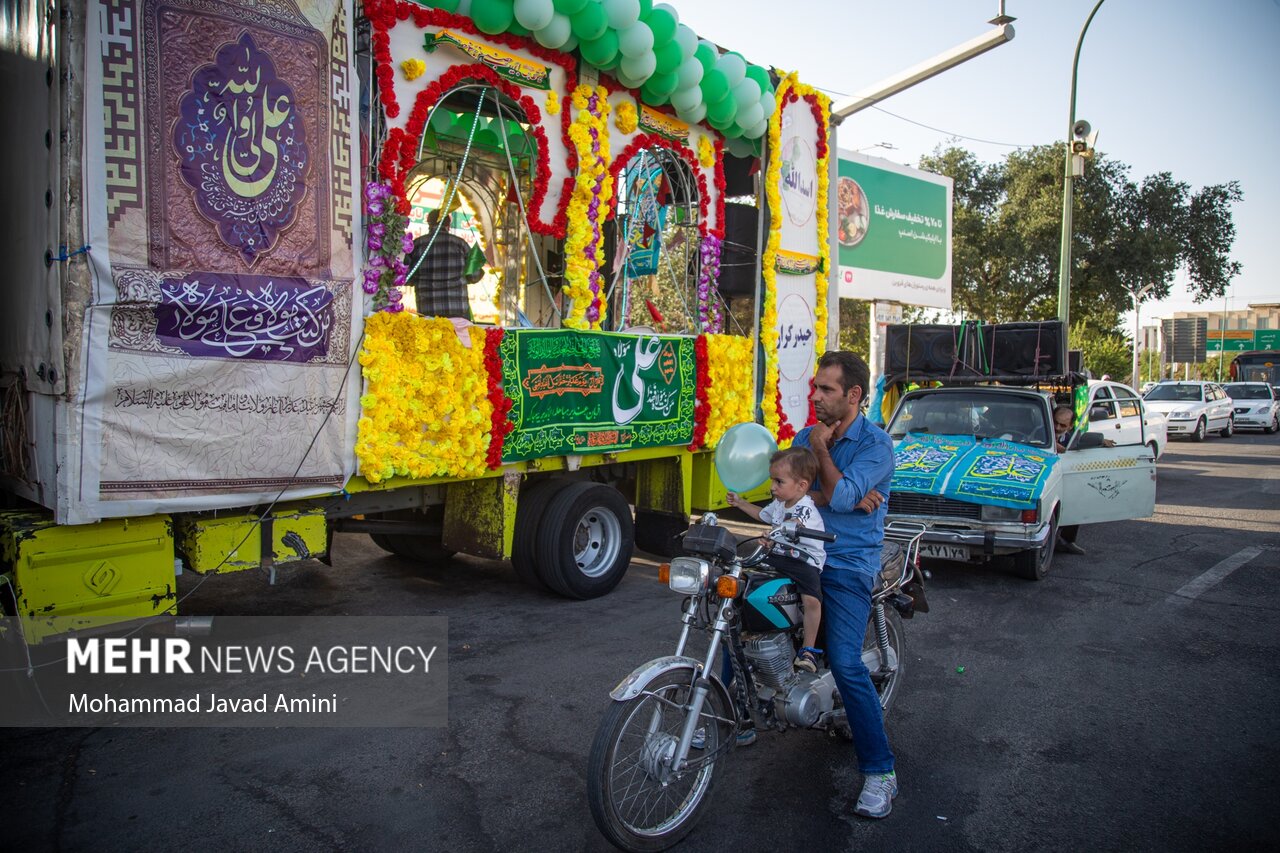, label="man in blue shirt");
[792,350,898,818]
